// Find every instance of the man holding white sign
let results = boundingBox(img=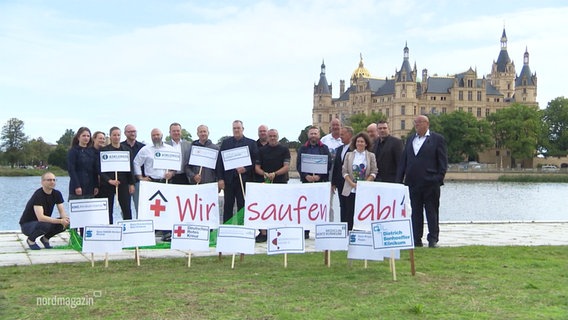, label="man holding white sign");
[217,120,258,223]
[296,126,331,239]
[186,125,219,185]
